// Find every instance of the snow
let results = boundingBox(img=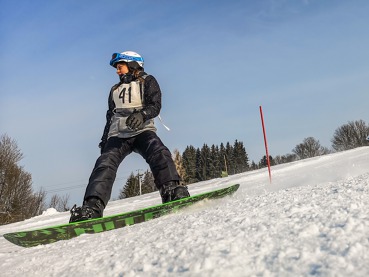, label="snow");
[1,147,369,276]
[41,208,59,216]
